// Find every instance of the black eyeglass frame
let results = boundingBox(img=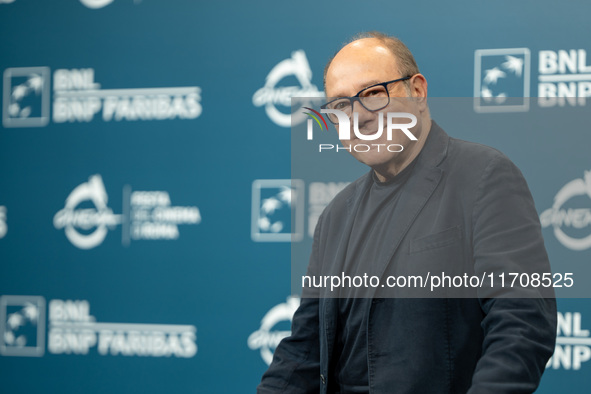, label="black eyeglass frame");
[320,76,413,124]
